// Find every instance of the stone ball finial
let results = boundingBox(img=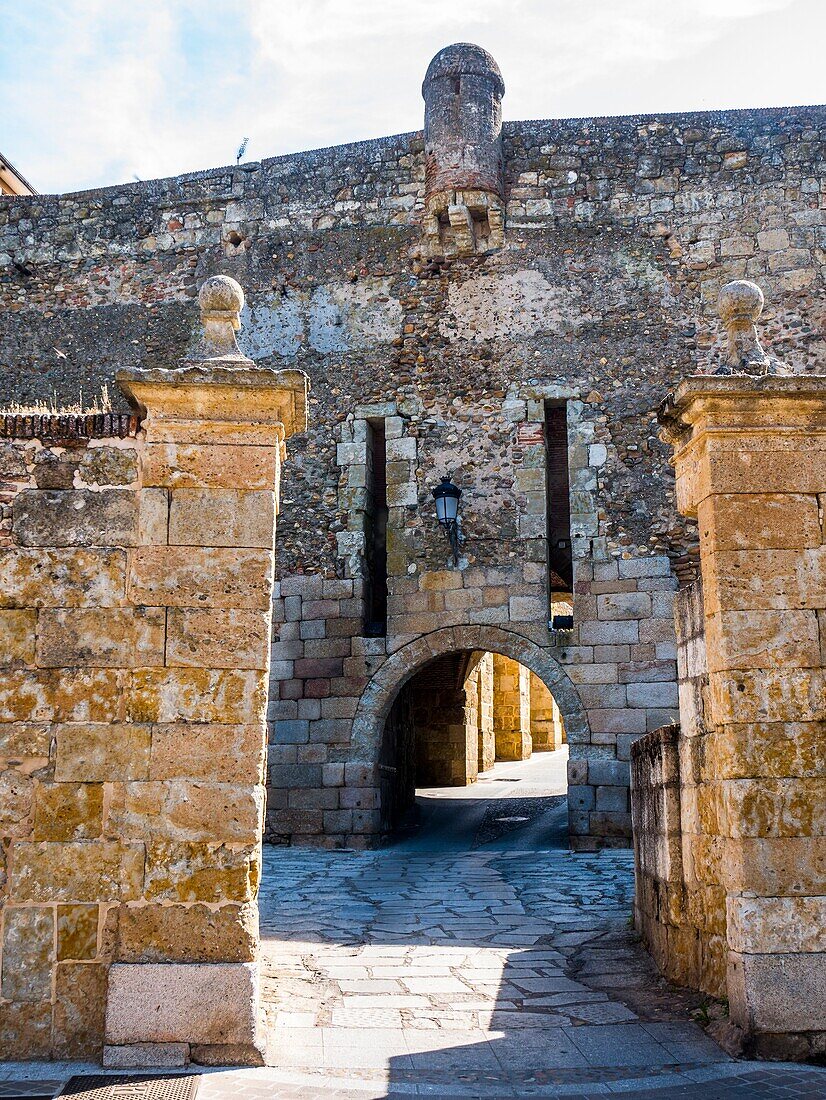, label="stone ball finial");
[718,279,764,326]
[422,42,505,98]
[199,275,245,329]
[714,278,788,376]
[184,274,251,363]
